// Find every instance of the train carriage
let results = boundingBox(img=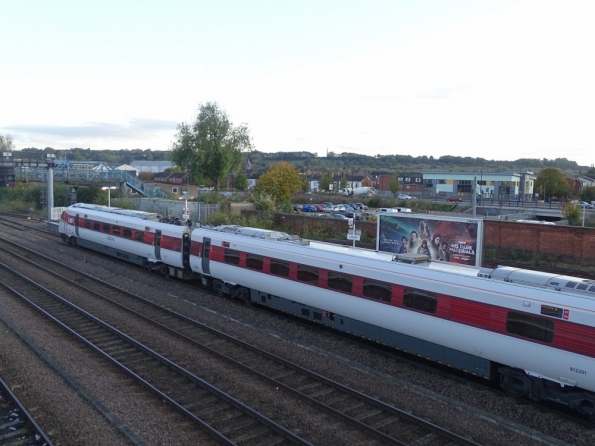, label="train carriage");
[59,205,595,420]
